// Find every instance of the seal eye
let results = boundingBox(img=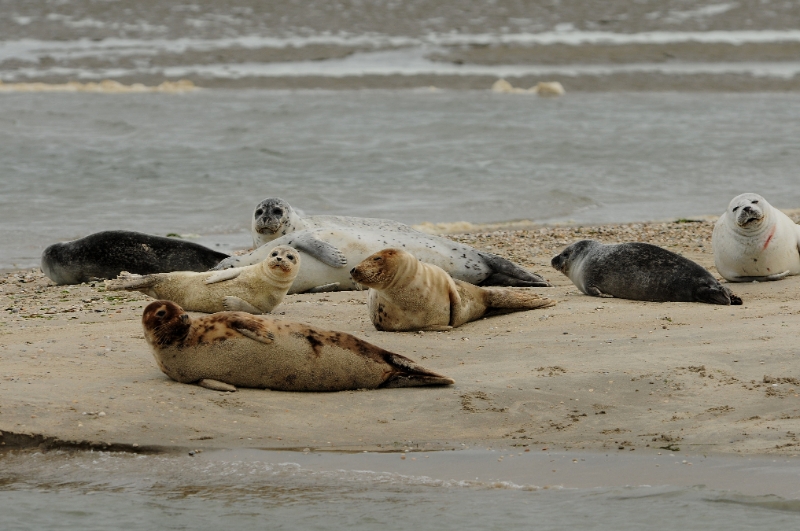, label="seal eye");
[272,209,282,216]
[156,310,166,317]
[287,254,295,260]
[271,252,278,257]
[373,257,382,261]
[255,209,263,216]
[752,200,759,204]
[732,206,739,212]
